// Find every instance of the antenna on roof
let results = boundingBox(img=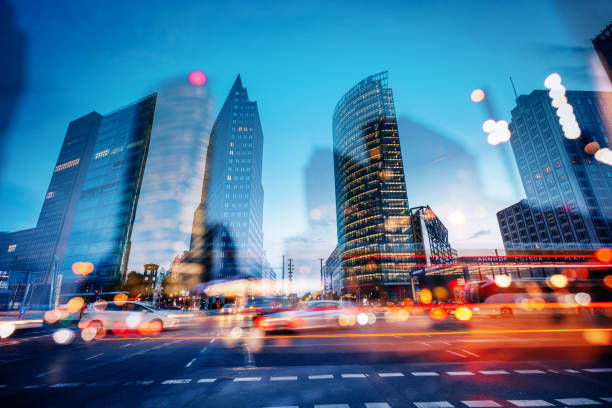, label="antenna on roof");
[509,76,518,101]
